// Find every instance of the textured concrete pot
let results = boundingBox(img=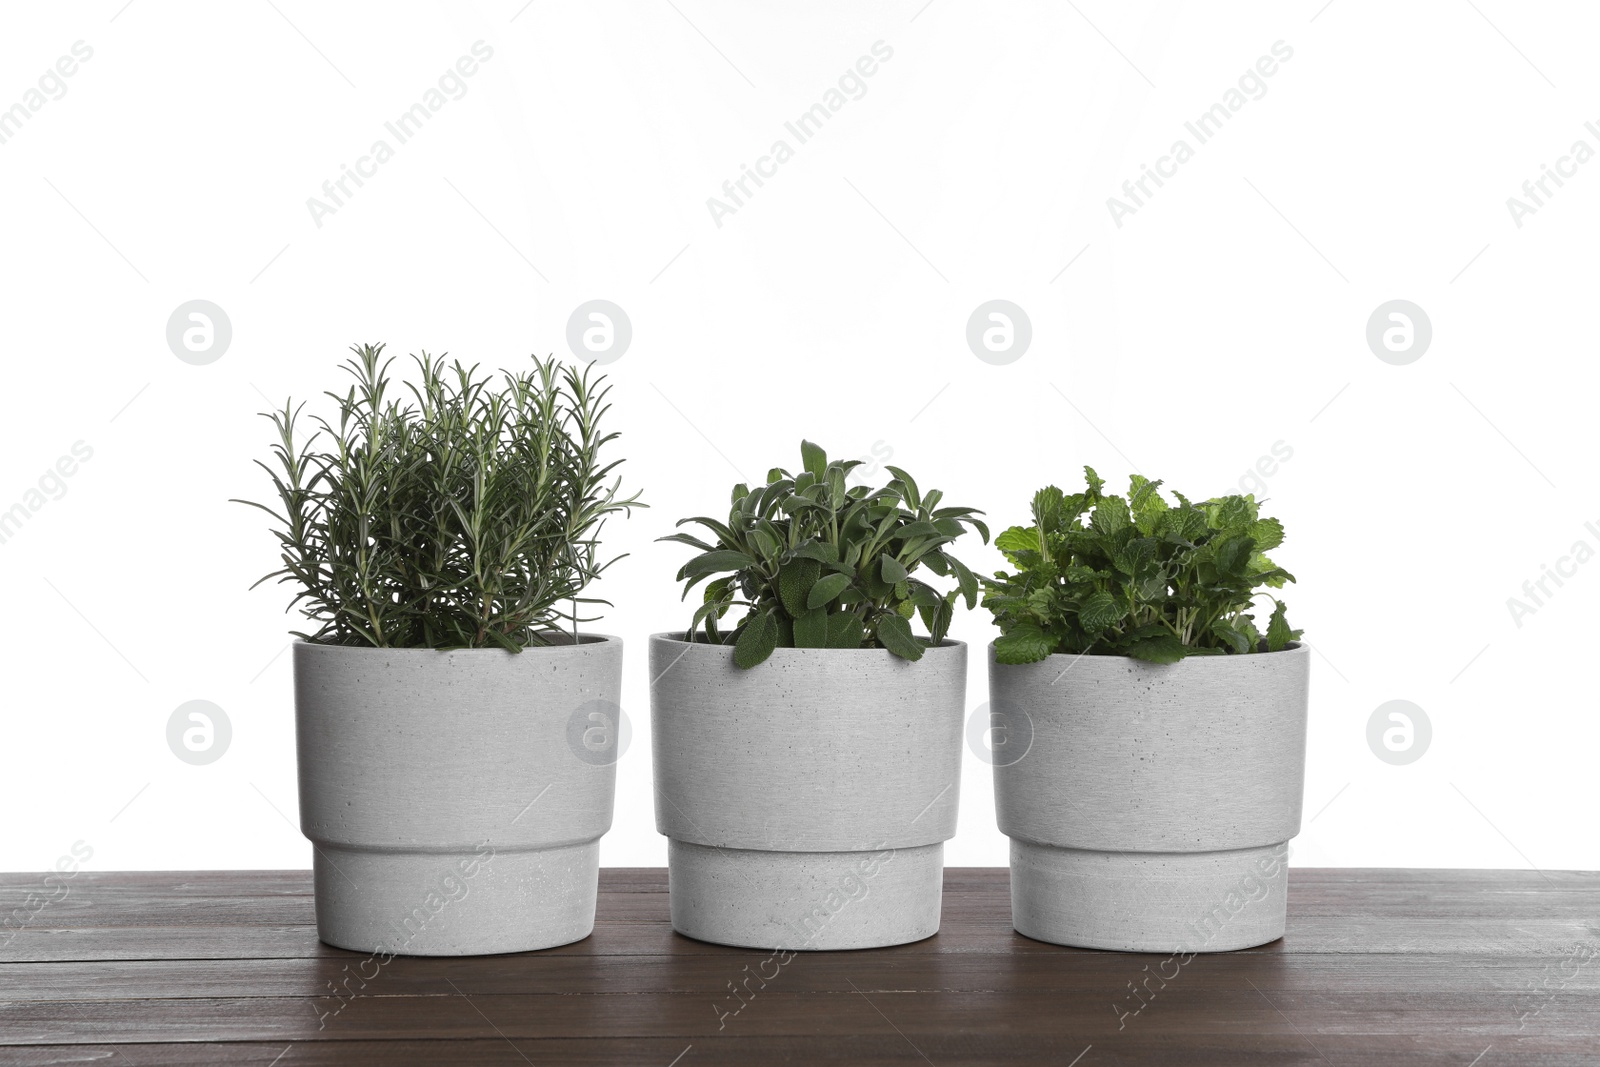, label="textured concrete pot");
[294,636,622,956]
[649,633,965,950]
[990,643,1310,952]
